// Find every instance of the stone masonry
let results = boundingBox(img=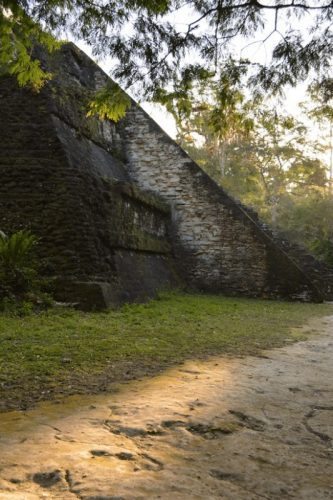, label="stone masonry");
[0,43,330,308]
[119,108,328,301]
